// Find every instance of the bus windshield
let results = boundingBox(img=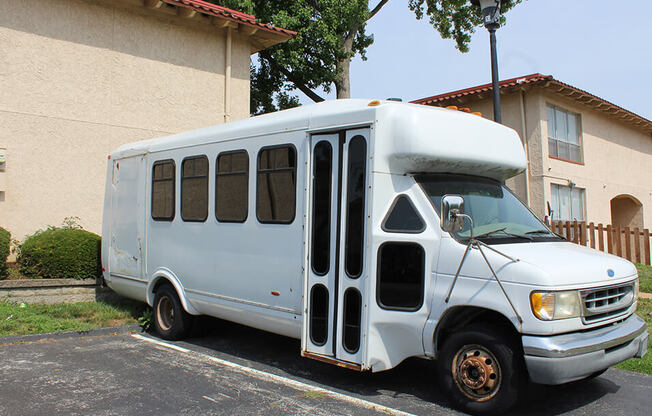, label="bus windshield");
[416,174,560,244]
